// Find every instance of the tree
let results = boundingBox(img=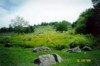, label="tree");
[41,22,48,26]
[54,21,71,32]
[75,8,94,34]
[85,0,100,35]
[10,16,29,33]
[92,0,100,8]
[75,0,100,35]
[8,24,13,32]
[24,25,34,33]
[0,27,9,33]
[11,16,29,27]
